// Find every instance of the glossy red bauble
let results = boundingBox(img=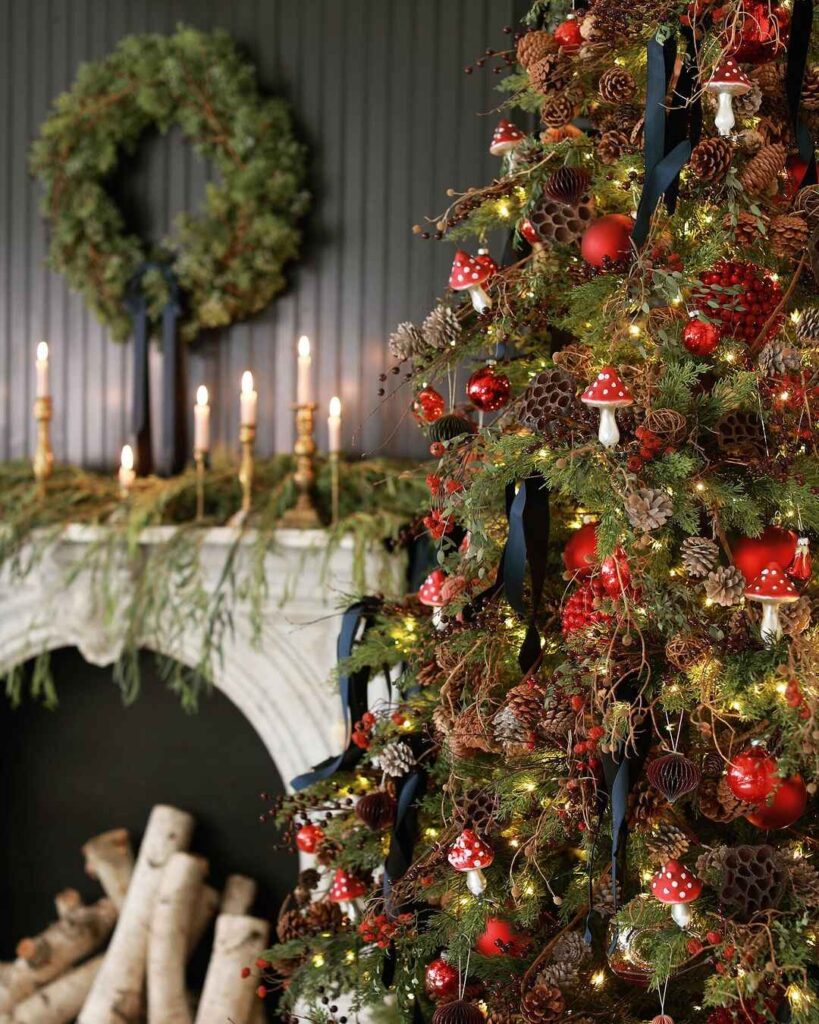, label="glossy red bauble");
[295,822,324,853]
[600,548,630,597]
[413,386,445,423]
[731,526,798,583]
[554,17,584,50]
[563,522,599,576]
[474,917,530,957]
[726,747,779,803]
[683,319,721,357]
[581,214,633,269]
[424,958,460,1000]
[728,2,789,64]
[466,365,511,413]
[746,774,808,829]
[786,155,810,198]
[520,219,540,247]
[695,261,783,343]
